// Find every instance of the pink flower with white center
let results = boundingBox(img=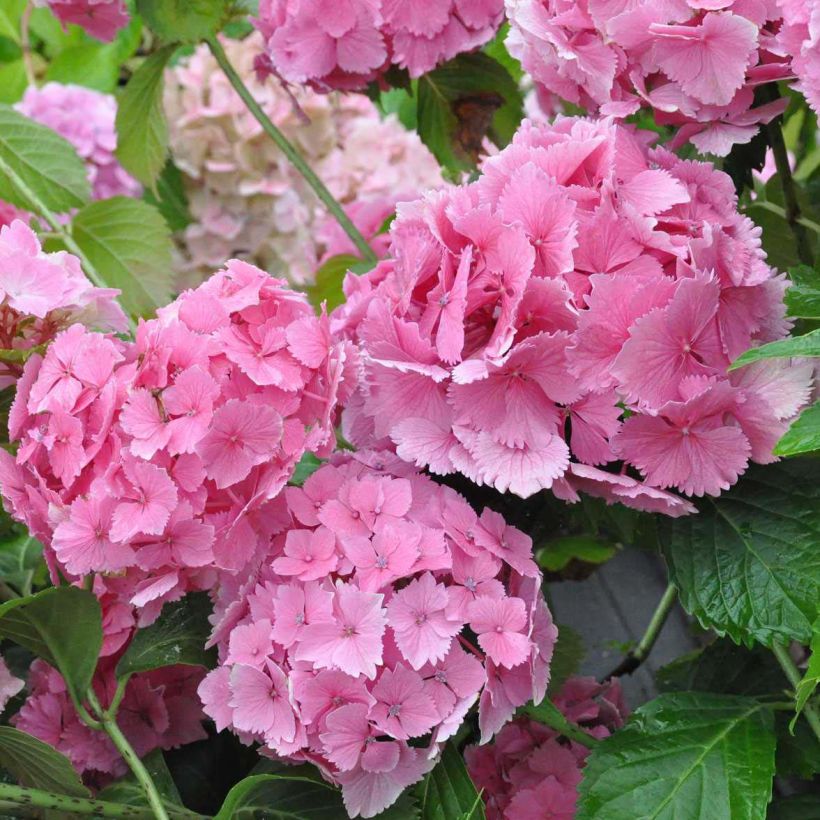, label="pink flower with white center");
[296,581,387,680]
[273,526,339,581]
[197,399,284,489]
[53,495,134,576]
[110,460,178,543]
[421,644,486,720]
[370,664,438,740]
[468,596,531,670]
[43,411,85,487]
[227,620,274,669]
[296,669,375,727]
[120,390,170,460]
[320,702,398,772]
[344,521,419,592]
[164,366,220,455]
[386,572,463,670]
[473,509,539,579]
[319,475,412,539]
[271,582,334,649]
[229,661,296,746]
[134,503,215,570]
[286,464,346,527]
